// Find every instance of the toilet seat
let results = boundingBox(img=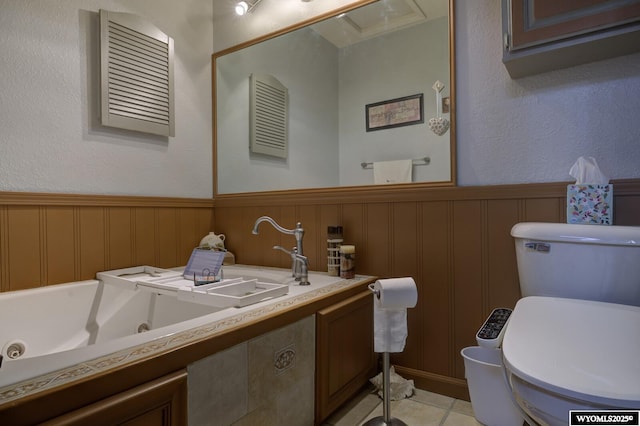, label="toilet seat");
[502,296,640,408]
